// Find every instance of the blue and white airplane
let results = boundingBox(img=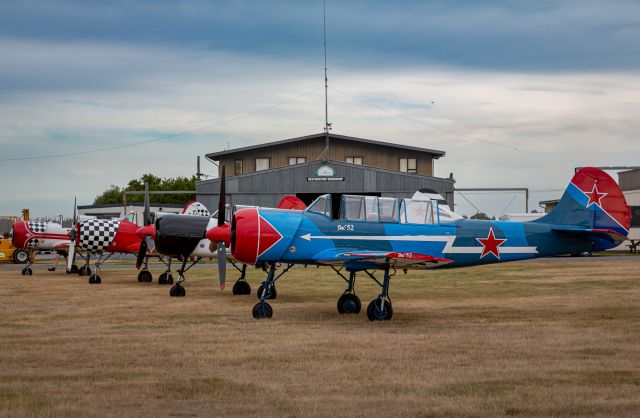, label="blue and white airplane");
[207,167,631,321]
